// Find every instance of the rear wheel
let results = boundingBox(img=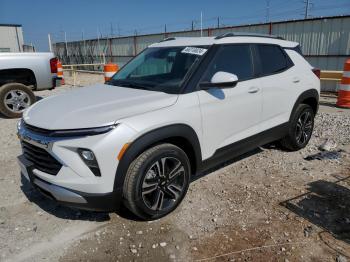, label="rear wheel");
[123,144,191,220]
[0,83,36,118]
[280,104,314,151]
